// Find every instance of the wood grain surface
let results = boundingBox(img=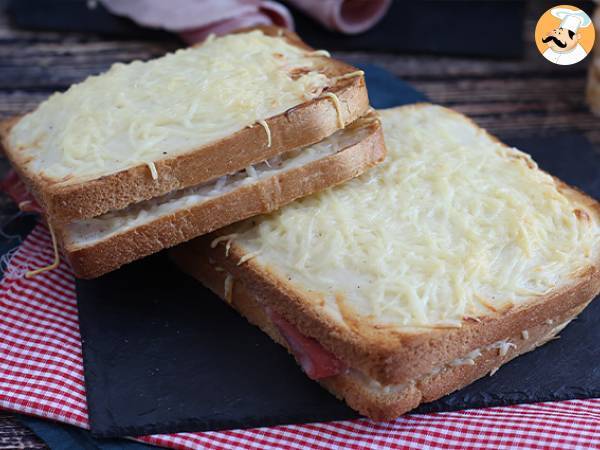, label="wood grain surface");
[0,0,598,448]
